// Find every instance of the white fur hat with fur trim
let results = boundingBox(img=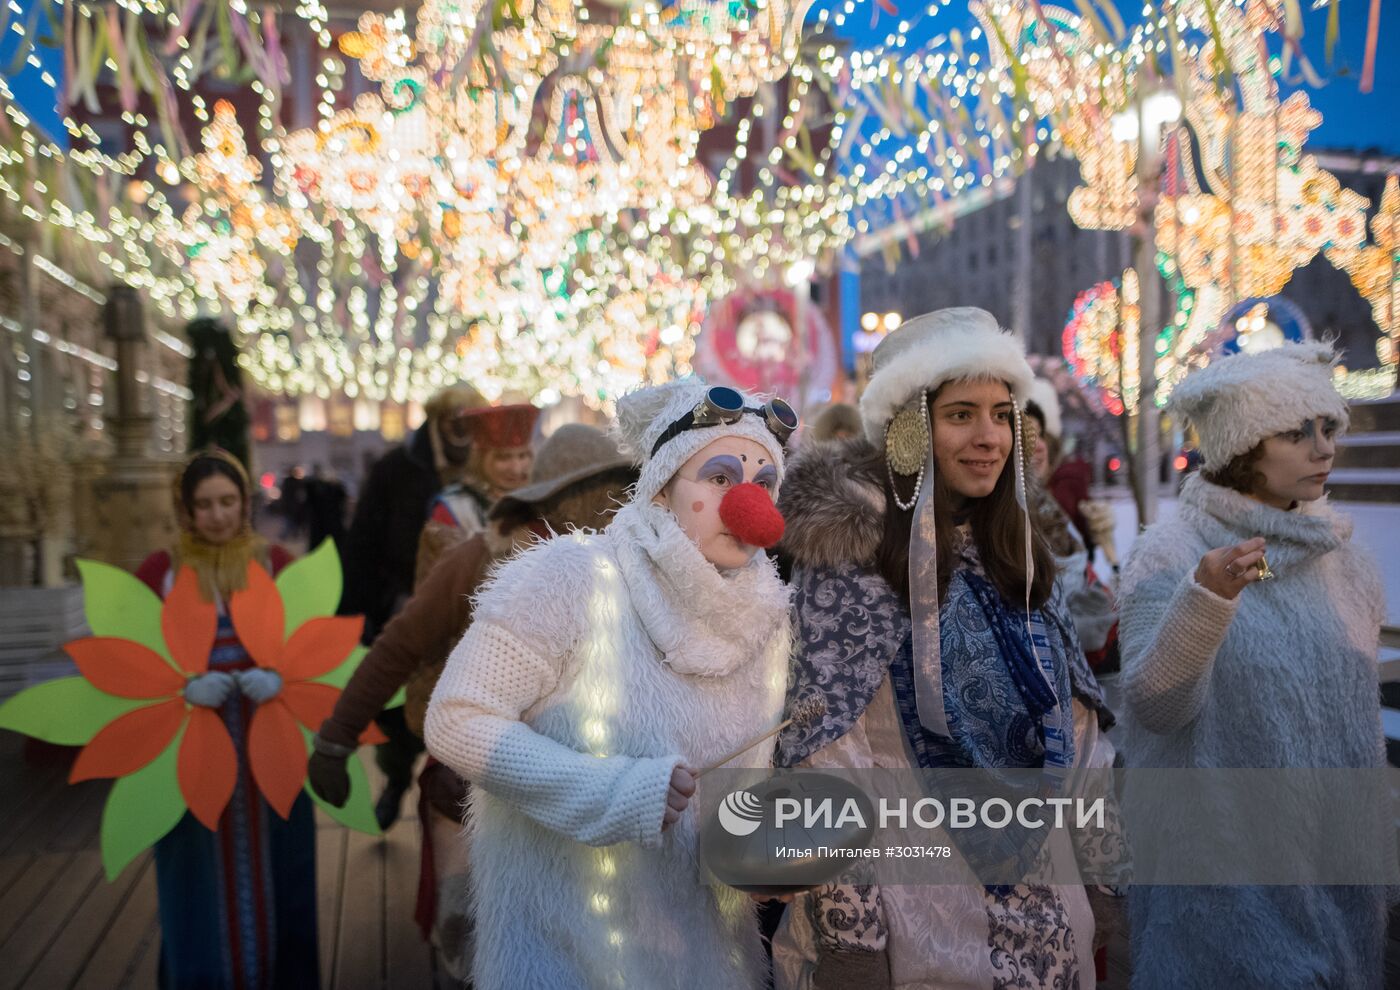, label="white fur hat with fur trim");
[1025,378,1063,439]
[1169,341,1349,472]
[614,376,787,505]
[860,307,1035,445]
